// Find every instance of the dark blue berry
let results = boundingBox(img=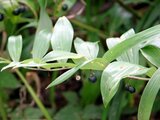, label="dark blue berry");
[125,84,136,93]
[88,75,97,83]
[19,6,26,13]
[0,13,4,21]
[12,8,21,15]
[62,4,68,11]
